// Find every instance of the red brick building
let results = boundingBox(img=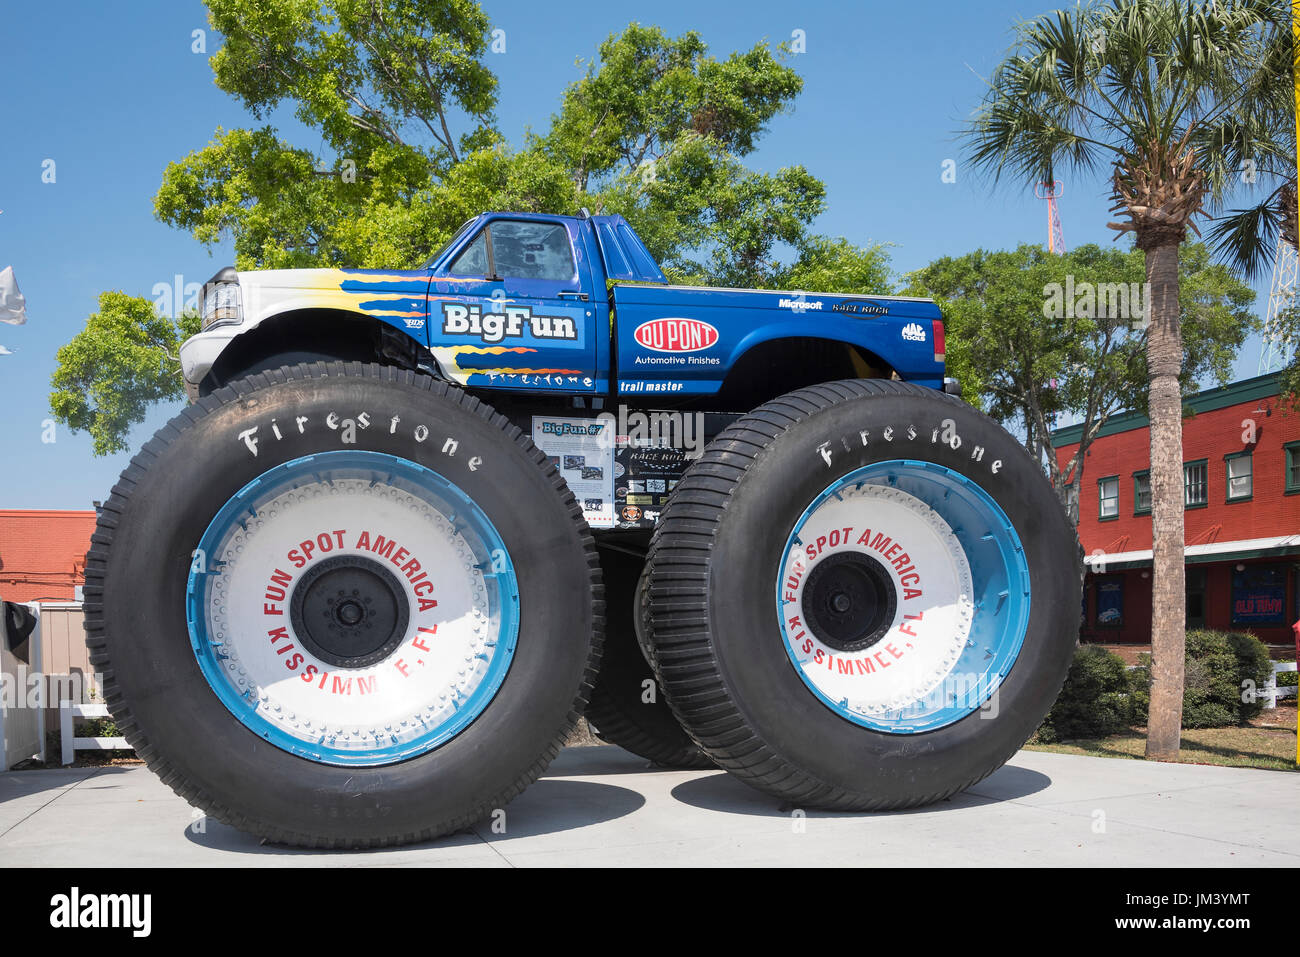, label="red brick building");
[1051,373,1300,647]
[0,509,97,603]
